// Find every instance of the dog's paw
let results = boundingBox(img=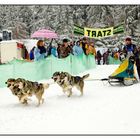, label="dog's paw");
[20,99,28,105]
[42,98,44,104]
